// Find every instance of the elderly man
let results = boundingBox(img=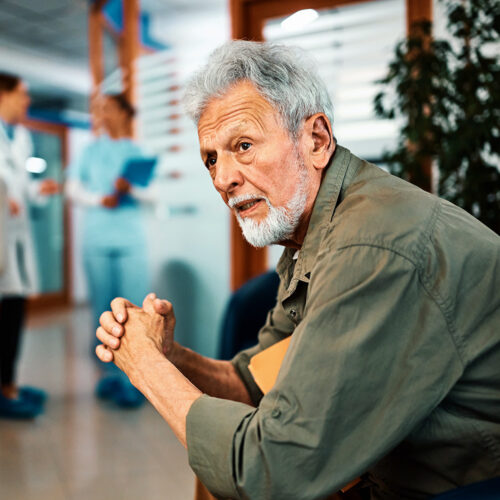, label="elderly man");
[96,41,500,499]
